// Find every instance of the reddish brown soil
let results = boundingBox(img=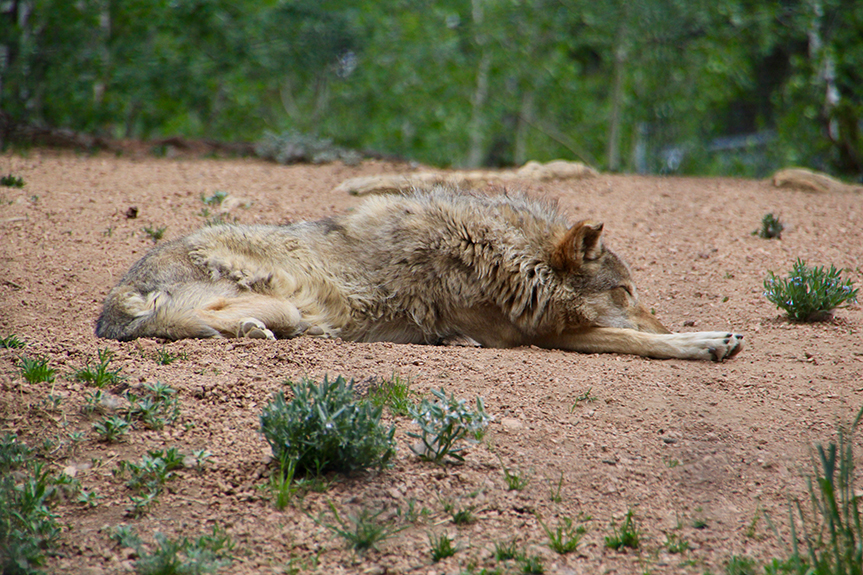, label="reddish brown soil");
[1,150,862,574]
